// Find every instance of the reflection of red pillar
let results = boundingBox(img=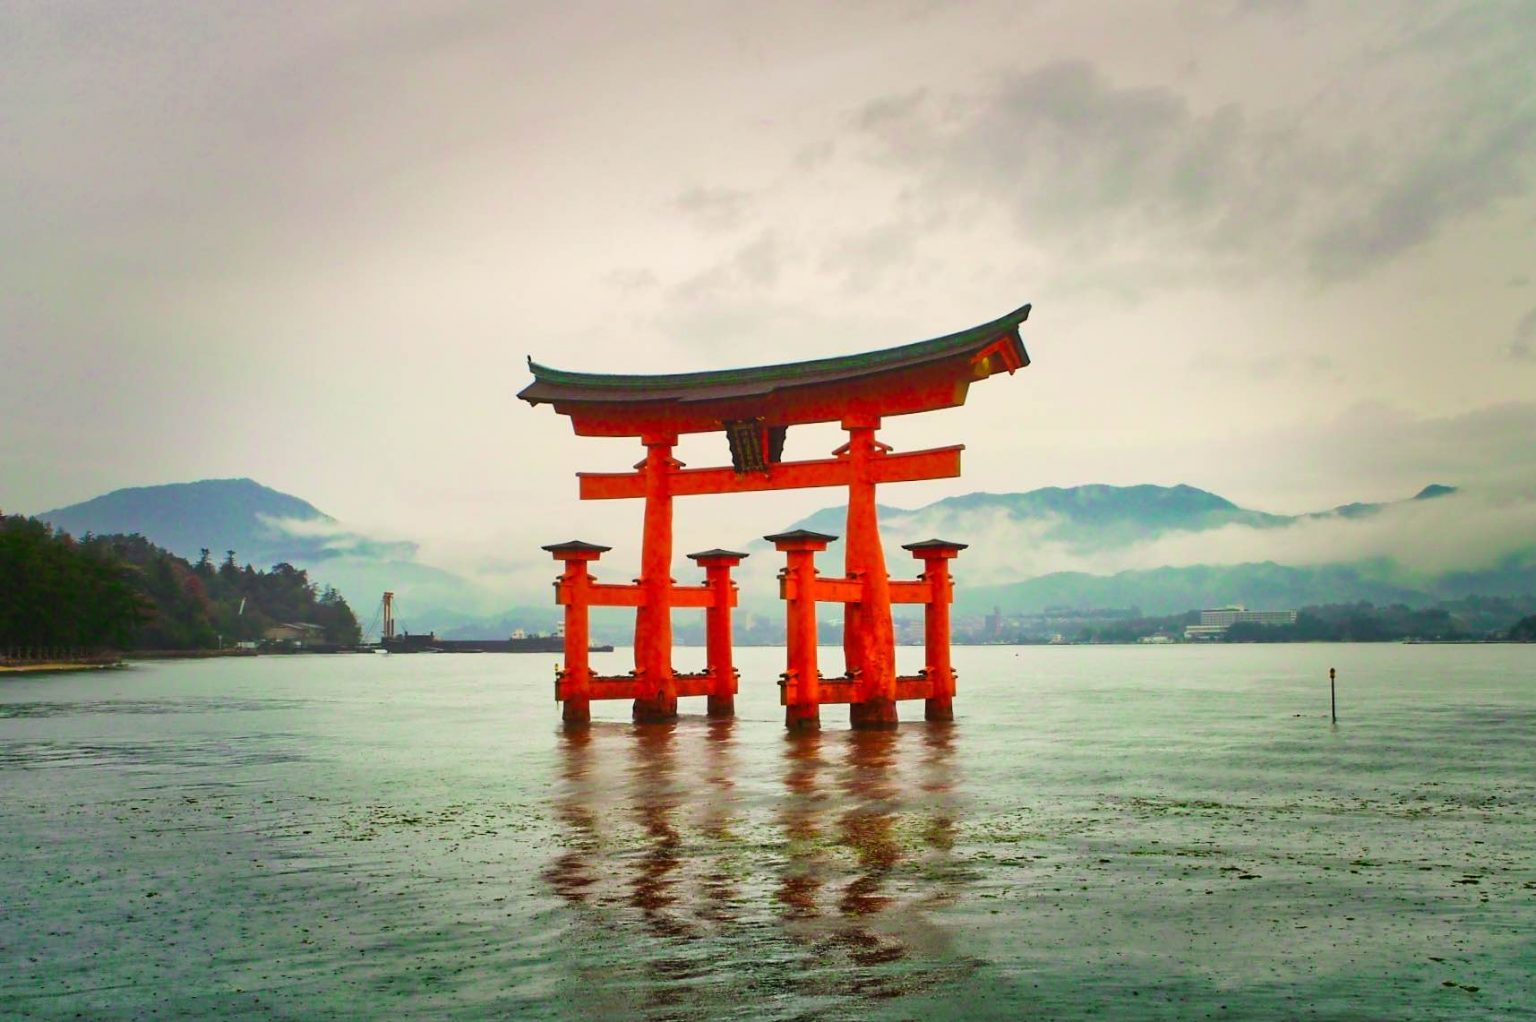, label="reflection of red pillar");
[768,530,833,732]
[842,416,897,730]
[634,434,678,722]
[543,540,611,725]
[903,539,967,721]
[689,549,746,718]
